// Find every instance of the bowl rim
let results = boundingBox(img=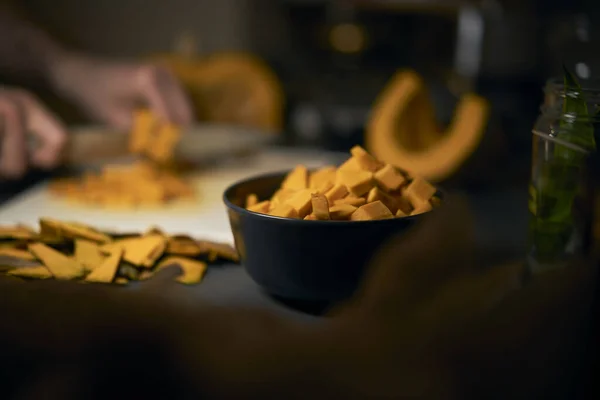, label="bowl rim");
[223,169,442,226]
